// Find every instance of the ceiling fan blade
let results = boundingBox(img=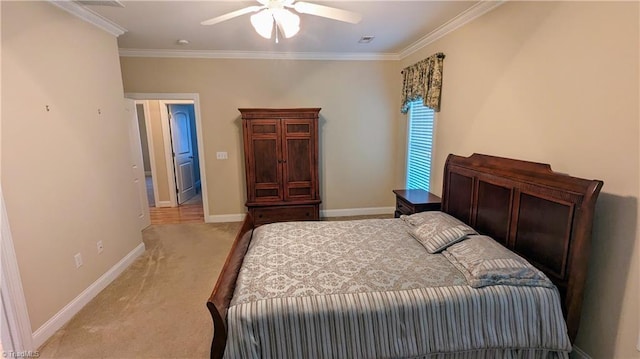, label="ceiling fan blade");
[201,6,264,26]
[293,2,362,24]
